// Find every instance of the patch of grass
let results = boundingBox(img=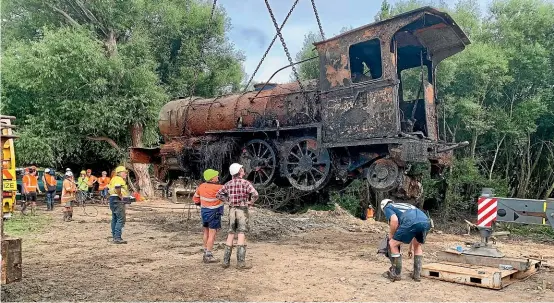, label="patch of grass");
[497,223,554,242]
[3,213,52,238]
